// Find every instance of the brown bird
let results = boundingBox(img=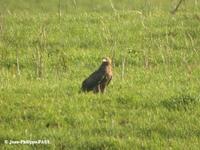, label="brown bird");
[81,57,112,93]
